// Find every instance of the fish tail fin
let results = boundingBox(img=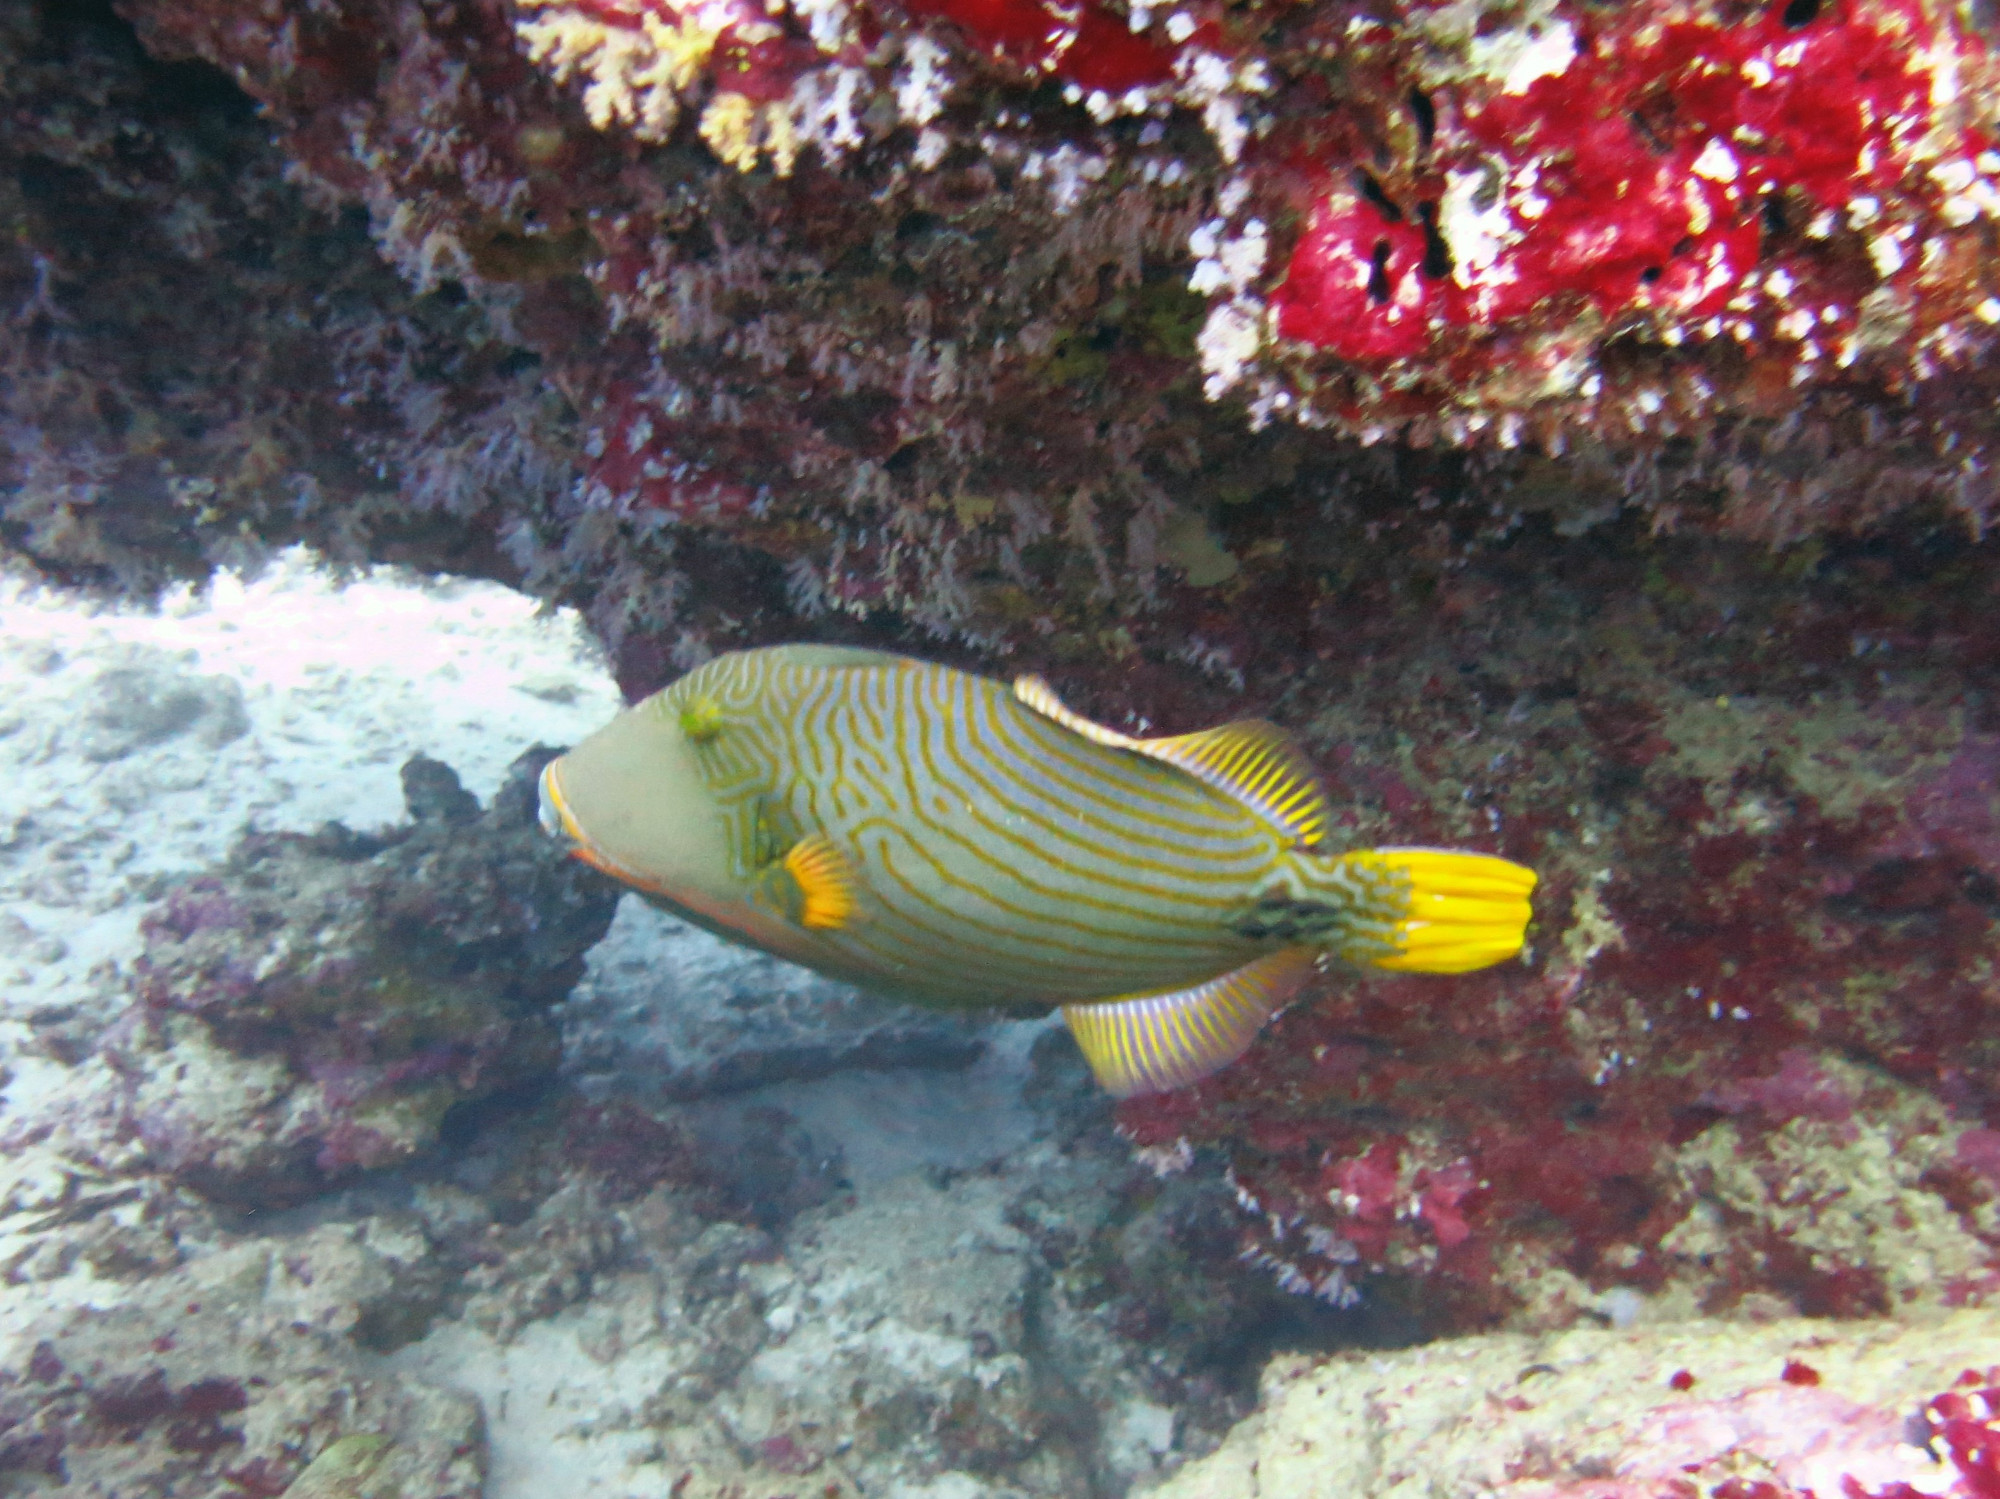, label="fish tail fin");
[1062,948,1317,1098]
[781,831,858,930]
[1326,848,1536,973]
